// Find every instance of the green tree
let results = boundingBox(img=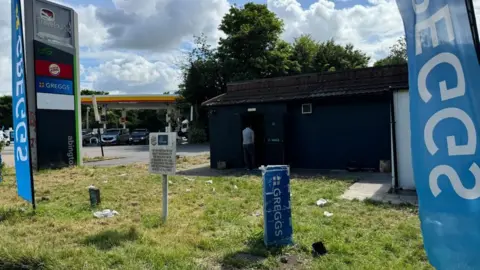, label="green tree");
[313,40,370,72]
[81,89,109,96]
[374,37,407,66]
[217,3,287,81]
[290,34,319,74]
[0,96,13,129]
[179,34,224,122]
